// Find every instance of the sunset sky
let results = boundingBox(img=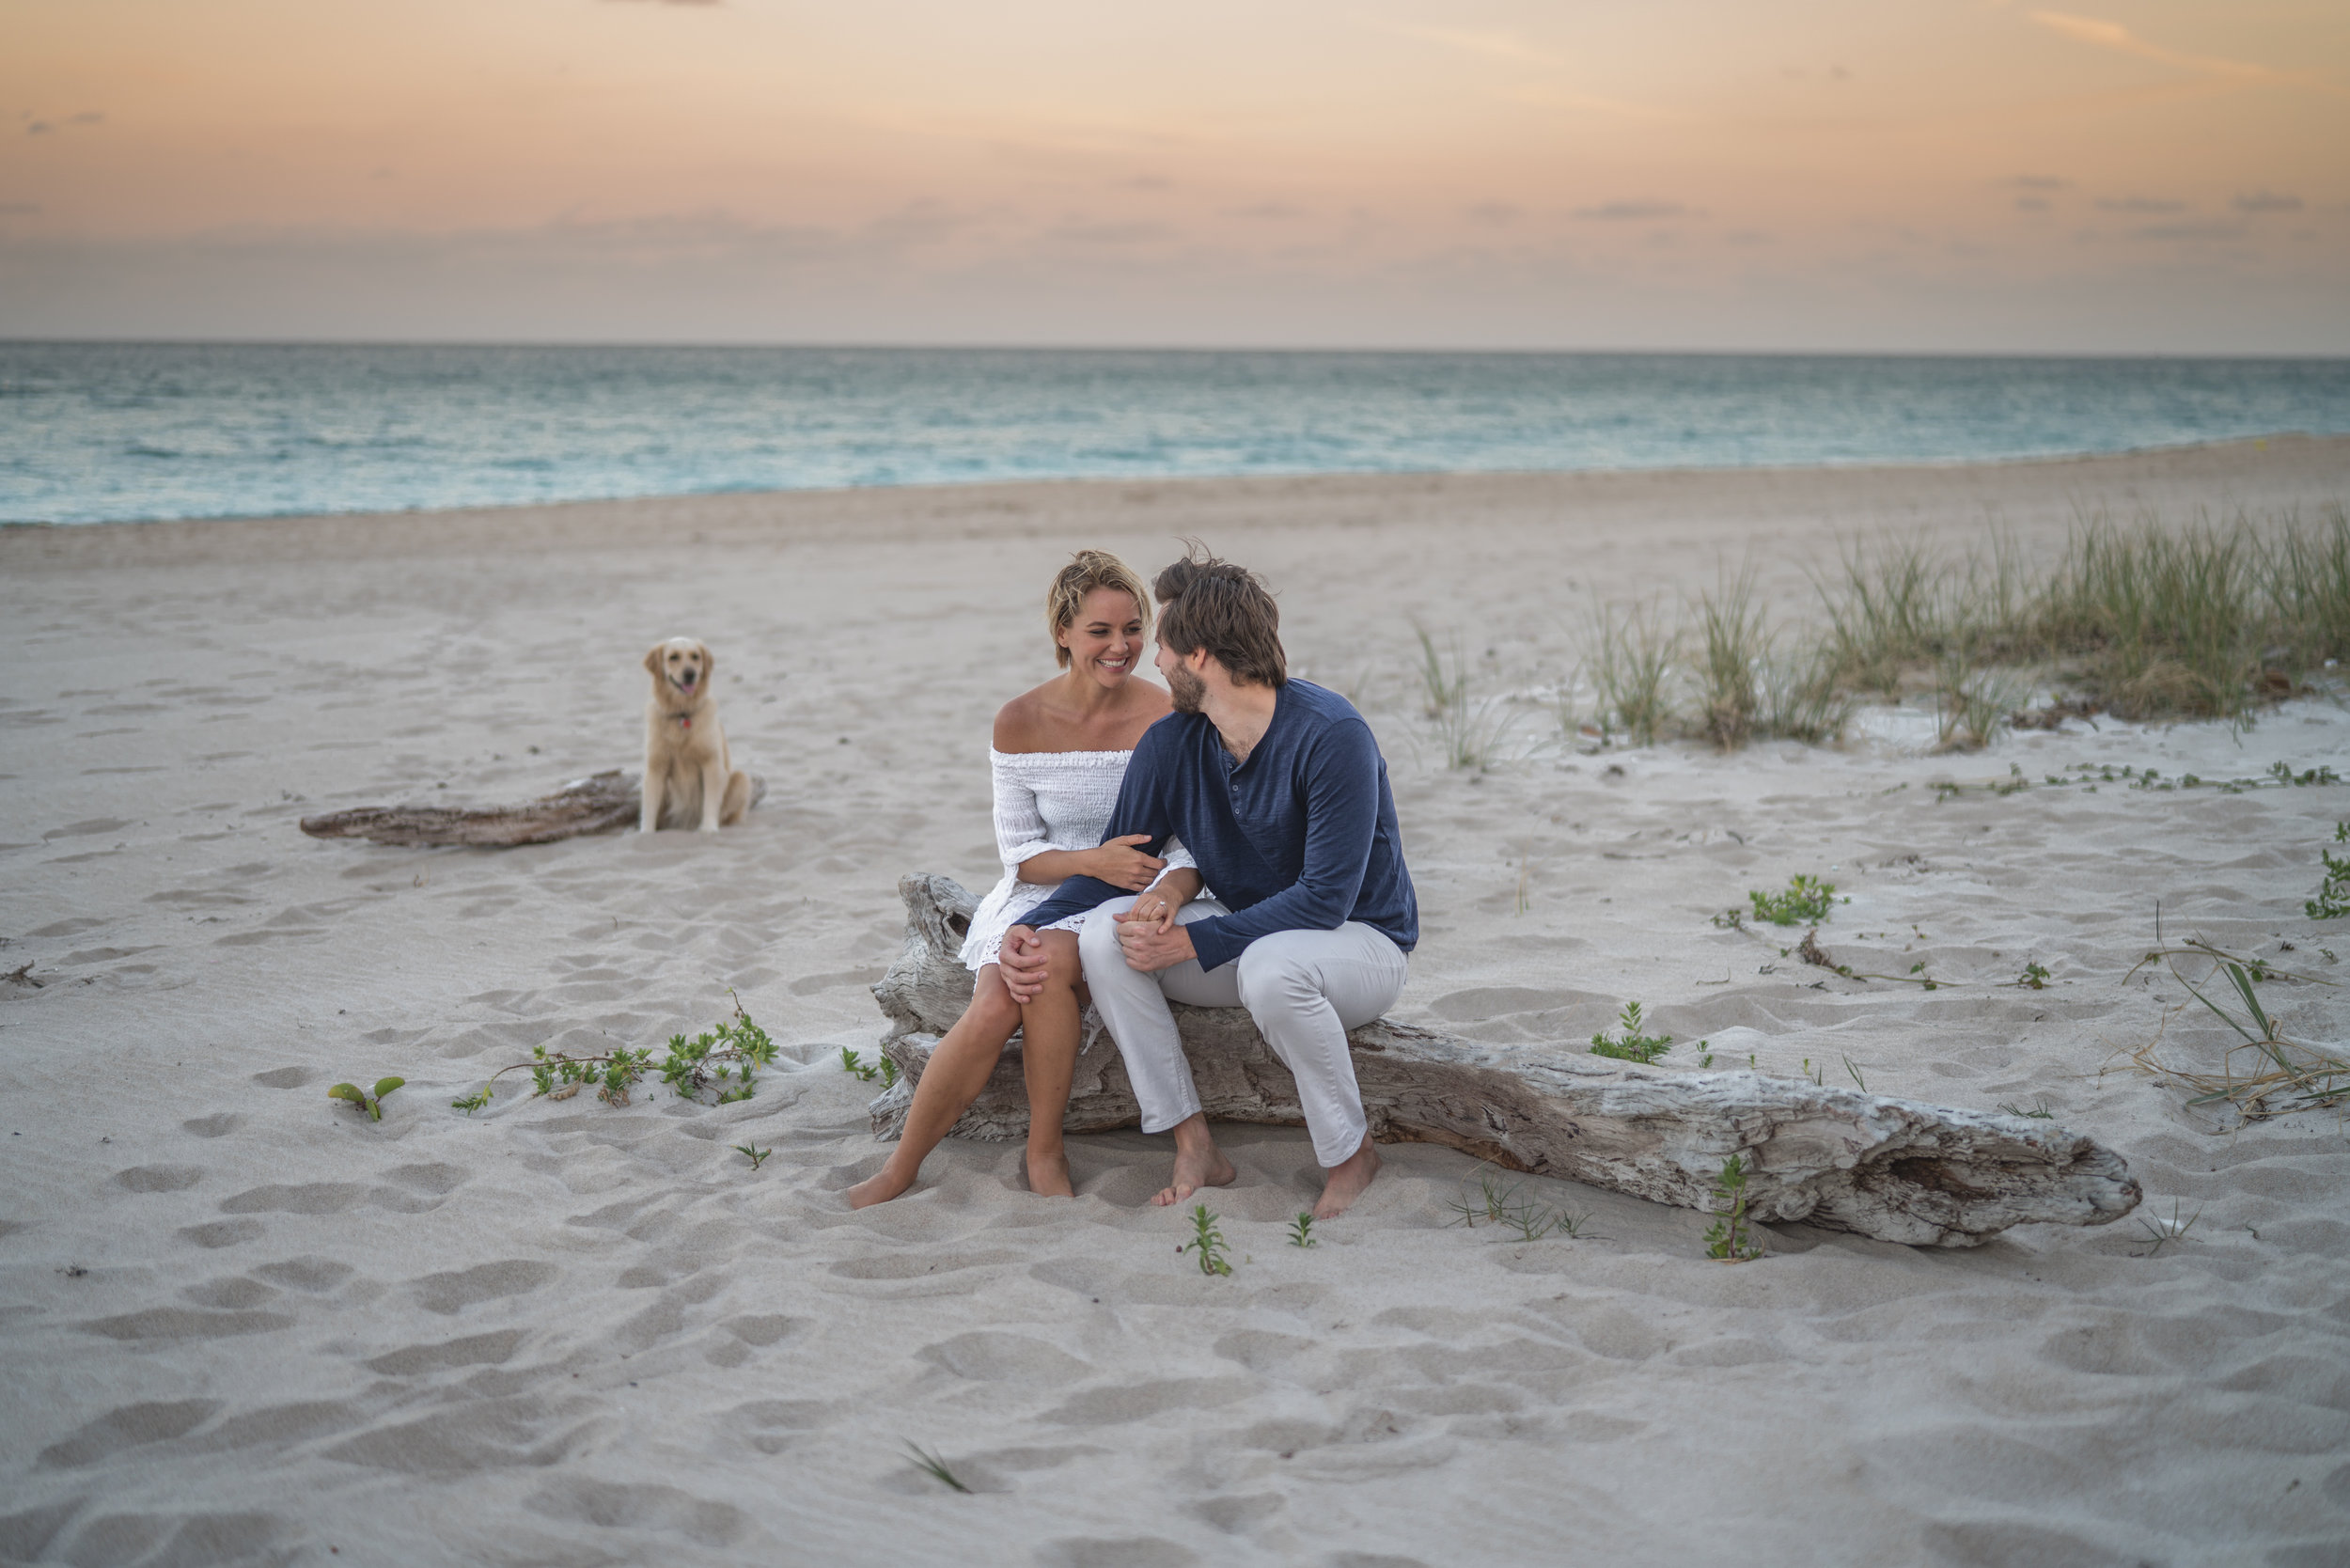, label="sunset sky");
[3,0,2344,351]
